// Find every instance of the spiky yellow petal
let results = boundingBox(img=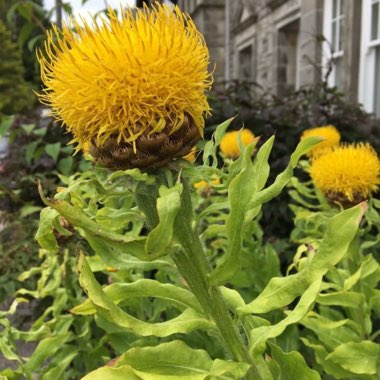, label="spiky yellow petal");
[220,129,255,159]
[301,125,341,157]
[38,5,212,161]
[309,143,380,203]
[193,178,220,190]
[183,147,197,162]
